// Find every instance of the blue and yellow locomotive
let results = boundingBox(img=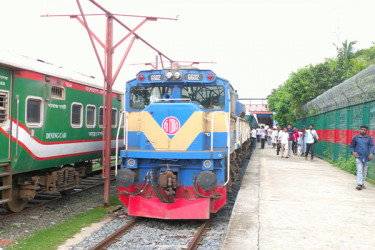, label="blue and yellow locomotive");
[116,66,250,219]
